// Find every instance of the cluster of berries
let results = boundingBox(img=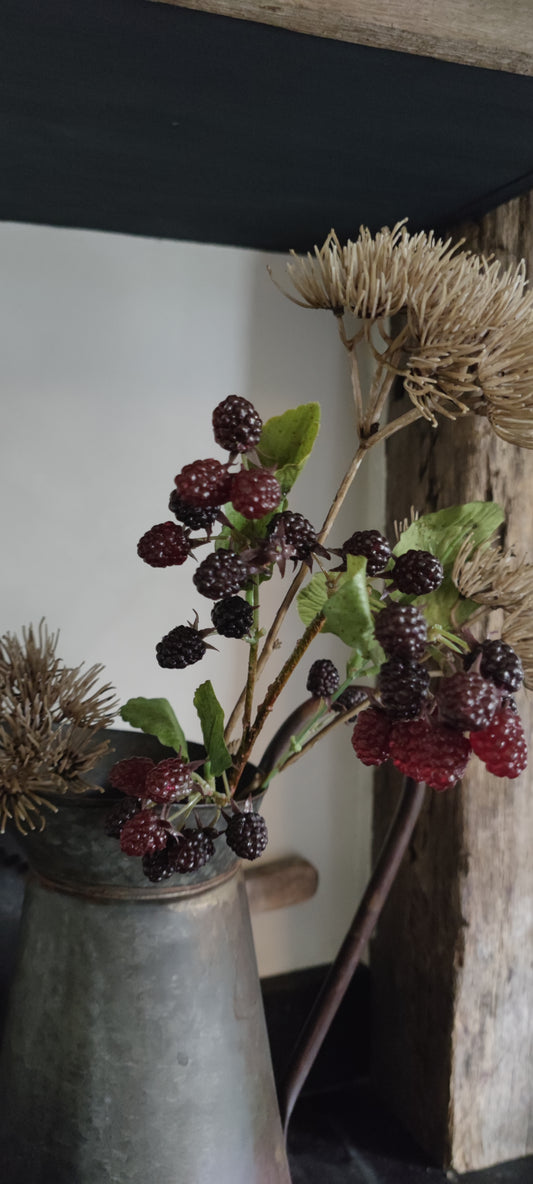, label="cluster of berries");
[137,395,326,669]
[105,754,268,881]
[342,532,527,788]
